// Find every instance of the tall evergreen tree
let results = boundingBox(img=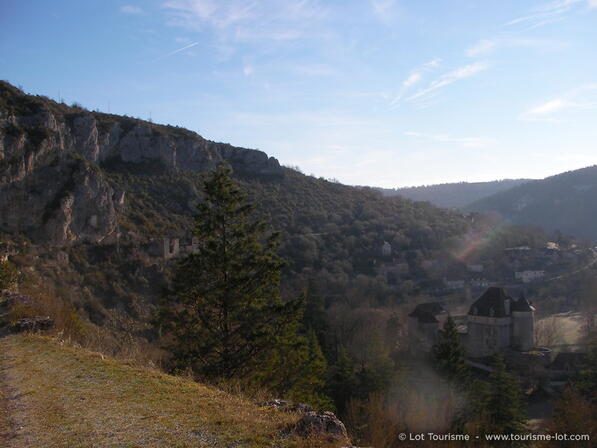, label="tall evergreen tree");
[302,282,329,351]
[355,332,395,401]
[431,315,469,383]
[159,165,301,379]
[258,329,332,408]
[328,346,357,414]
[483,354,527,436]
